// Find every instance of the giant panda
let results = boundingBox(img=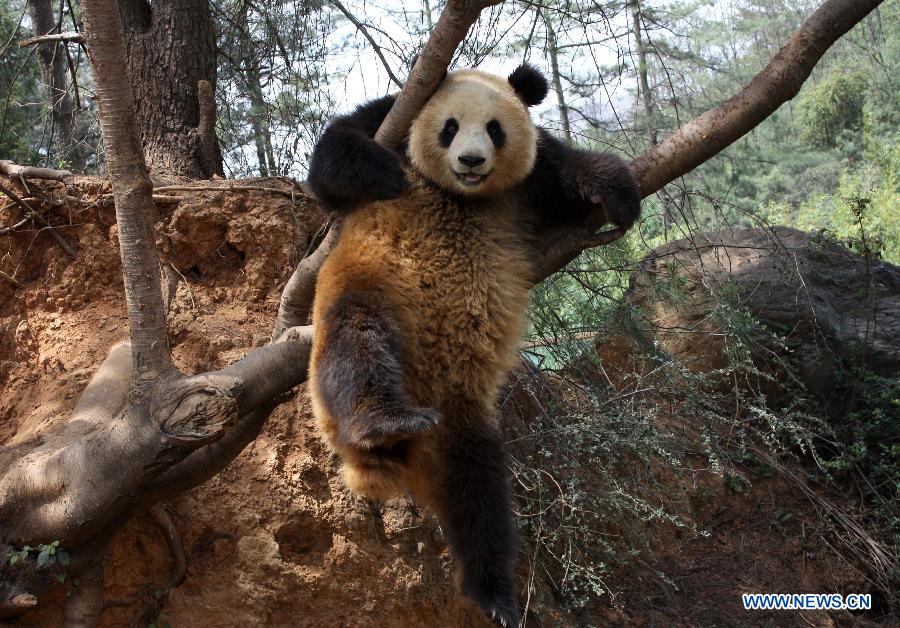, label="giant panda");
[306,64,640,626]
